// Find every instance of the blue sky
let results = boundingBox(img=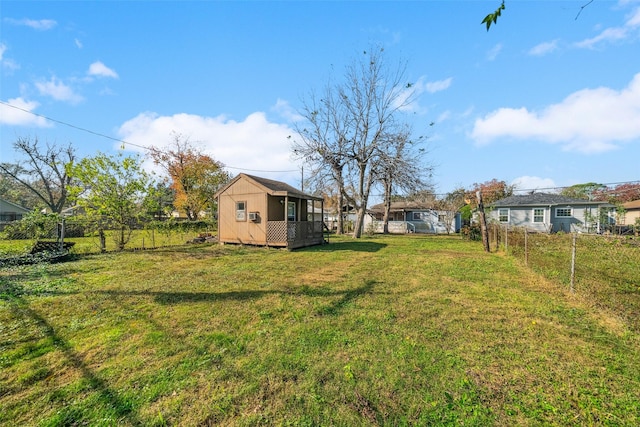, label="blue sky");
[1,0,639,200]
